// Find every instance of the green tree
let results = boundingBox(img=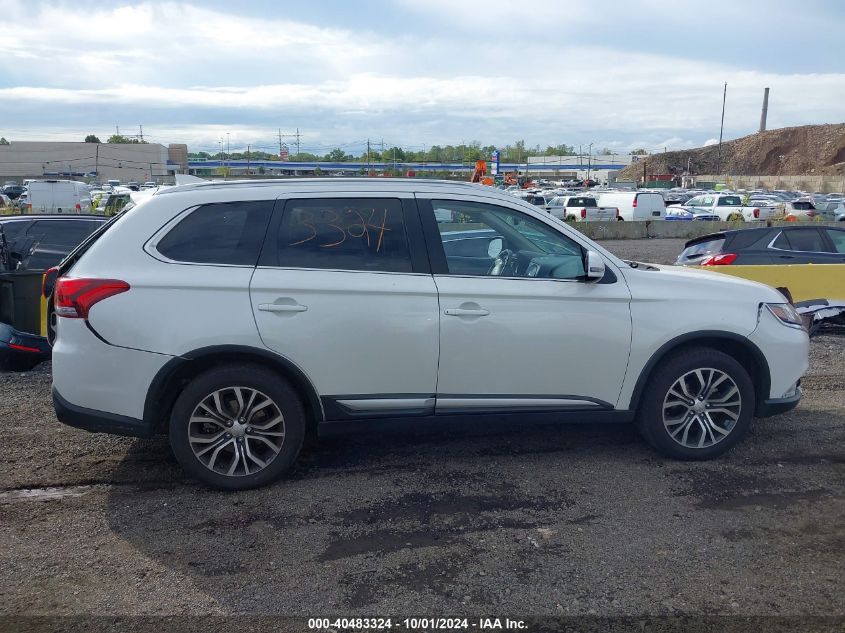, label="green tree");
[0,137,9,145]
[107,134,146,144]
[324,148,349,162]
[631,148,649,155]
[84,135,101,143]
